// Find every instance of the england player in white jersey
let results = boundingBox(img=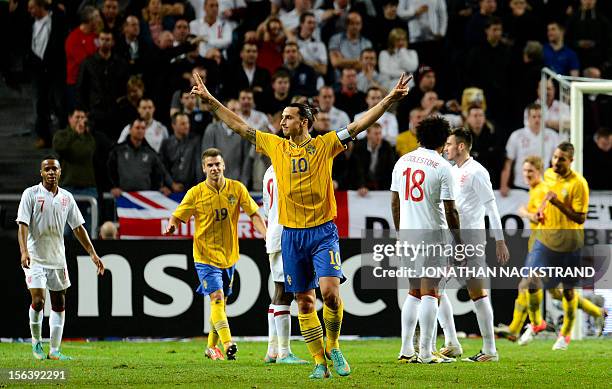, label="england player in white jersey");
[390,116,461,364]
[438,128,510,362]
[17,156,104,361]
[261,165,307,365]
